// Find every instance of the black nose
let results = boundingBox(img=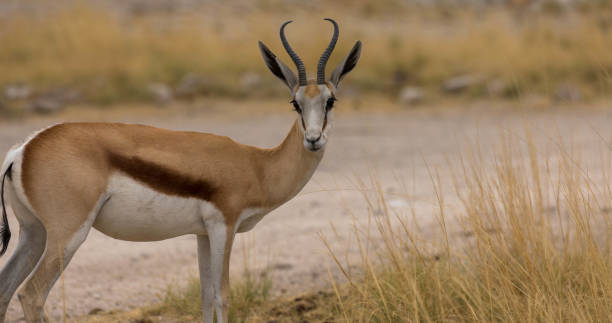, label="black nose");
[306,135,321,144]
